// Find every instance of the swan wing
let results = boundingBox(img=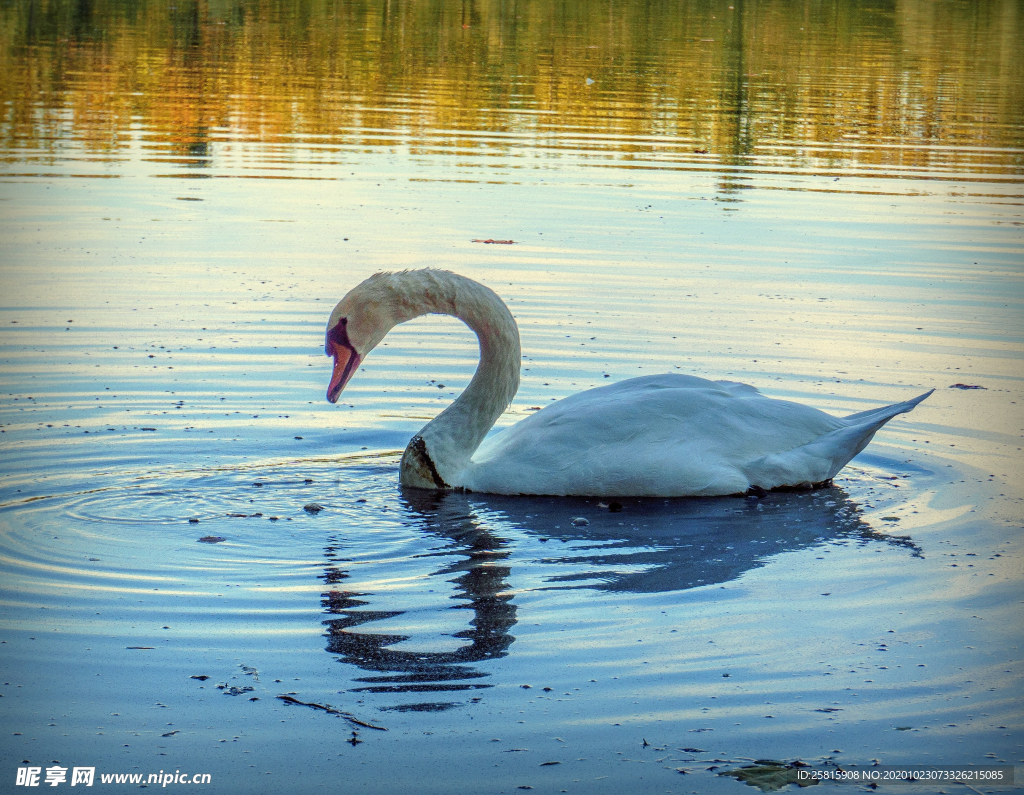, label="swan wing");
[459,376,930,497]
[458,374,892,497]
